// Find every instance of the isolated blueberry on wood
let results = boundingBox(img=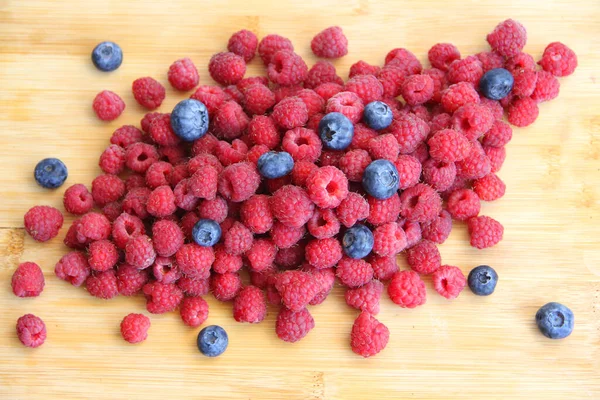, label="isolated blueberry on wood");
[34,158,68,189]
[91,41,123,72]
[197,325,228,357]
[535,302,574,339]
